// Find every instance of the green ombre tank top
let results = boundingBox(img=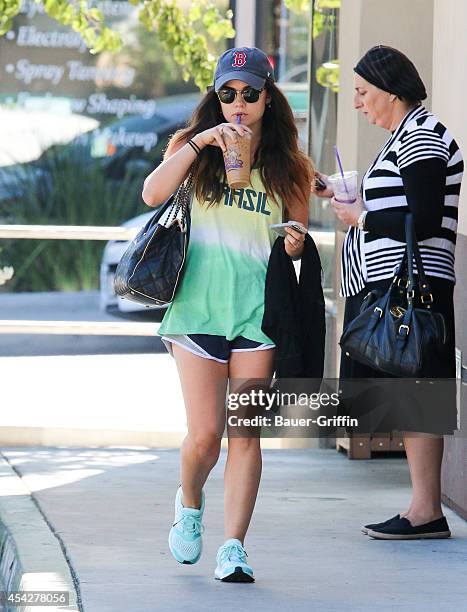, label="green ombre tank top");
[157,168,284,343]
